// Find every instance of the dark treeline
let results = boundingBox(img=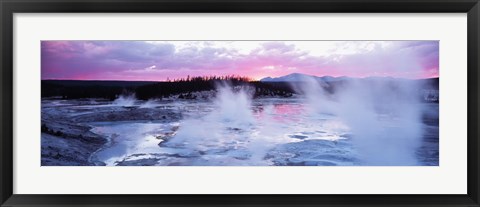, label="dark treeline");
[42,83,124,100]
[164,75,251,83]
[42,75,294,100]
[41,76,438,102]
[41,80,157,100]
[136,75,260,100]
